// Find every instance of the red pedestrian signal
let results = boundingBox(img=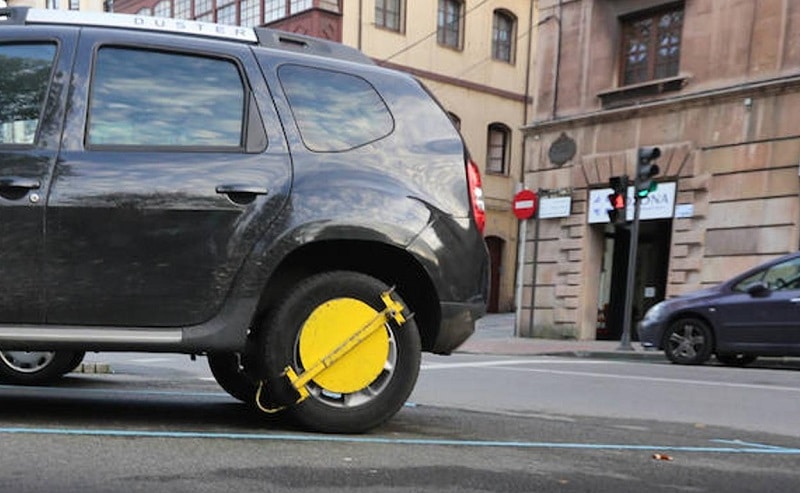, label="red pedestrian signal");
[607,175,628,225]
